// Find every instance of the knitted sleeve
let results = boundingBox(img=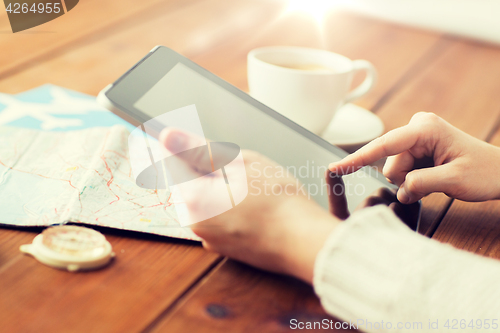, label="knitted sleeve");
[313,205,500,333]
